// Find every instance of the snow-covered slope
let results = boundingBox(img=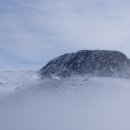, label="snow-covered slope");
[0,76,130,130]
[0,70,40,94]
